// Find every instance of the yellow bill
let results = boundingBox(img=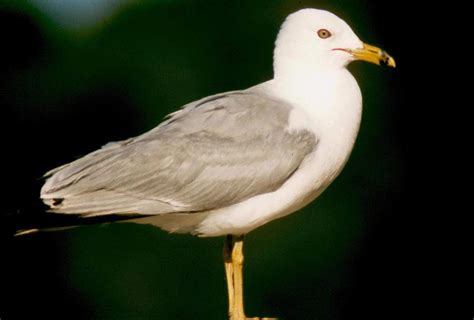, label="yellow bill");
[350,43,396,67]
